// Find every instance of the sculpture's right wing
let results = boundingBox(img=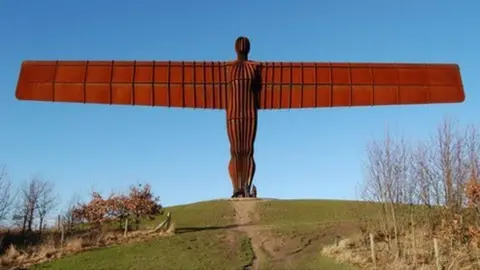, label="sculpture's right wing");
[257,62,465,109]
[15,60,229,109]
